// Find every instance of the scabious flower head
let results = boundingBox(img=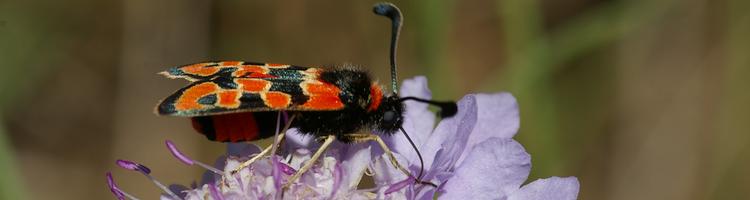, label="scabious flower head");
[172,145,376,199]
[106,76,579,200]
